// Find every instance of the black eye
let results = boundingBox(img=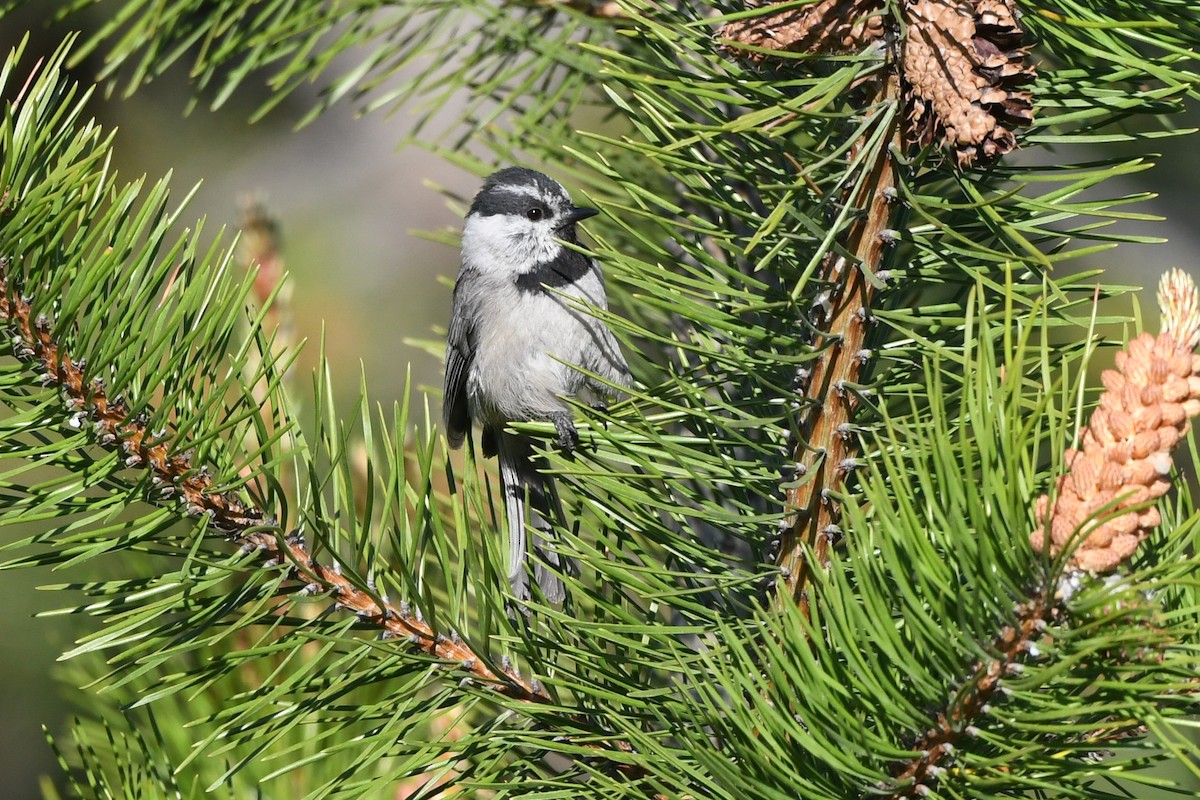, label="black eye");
[526,207,545,221]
